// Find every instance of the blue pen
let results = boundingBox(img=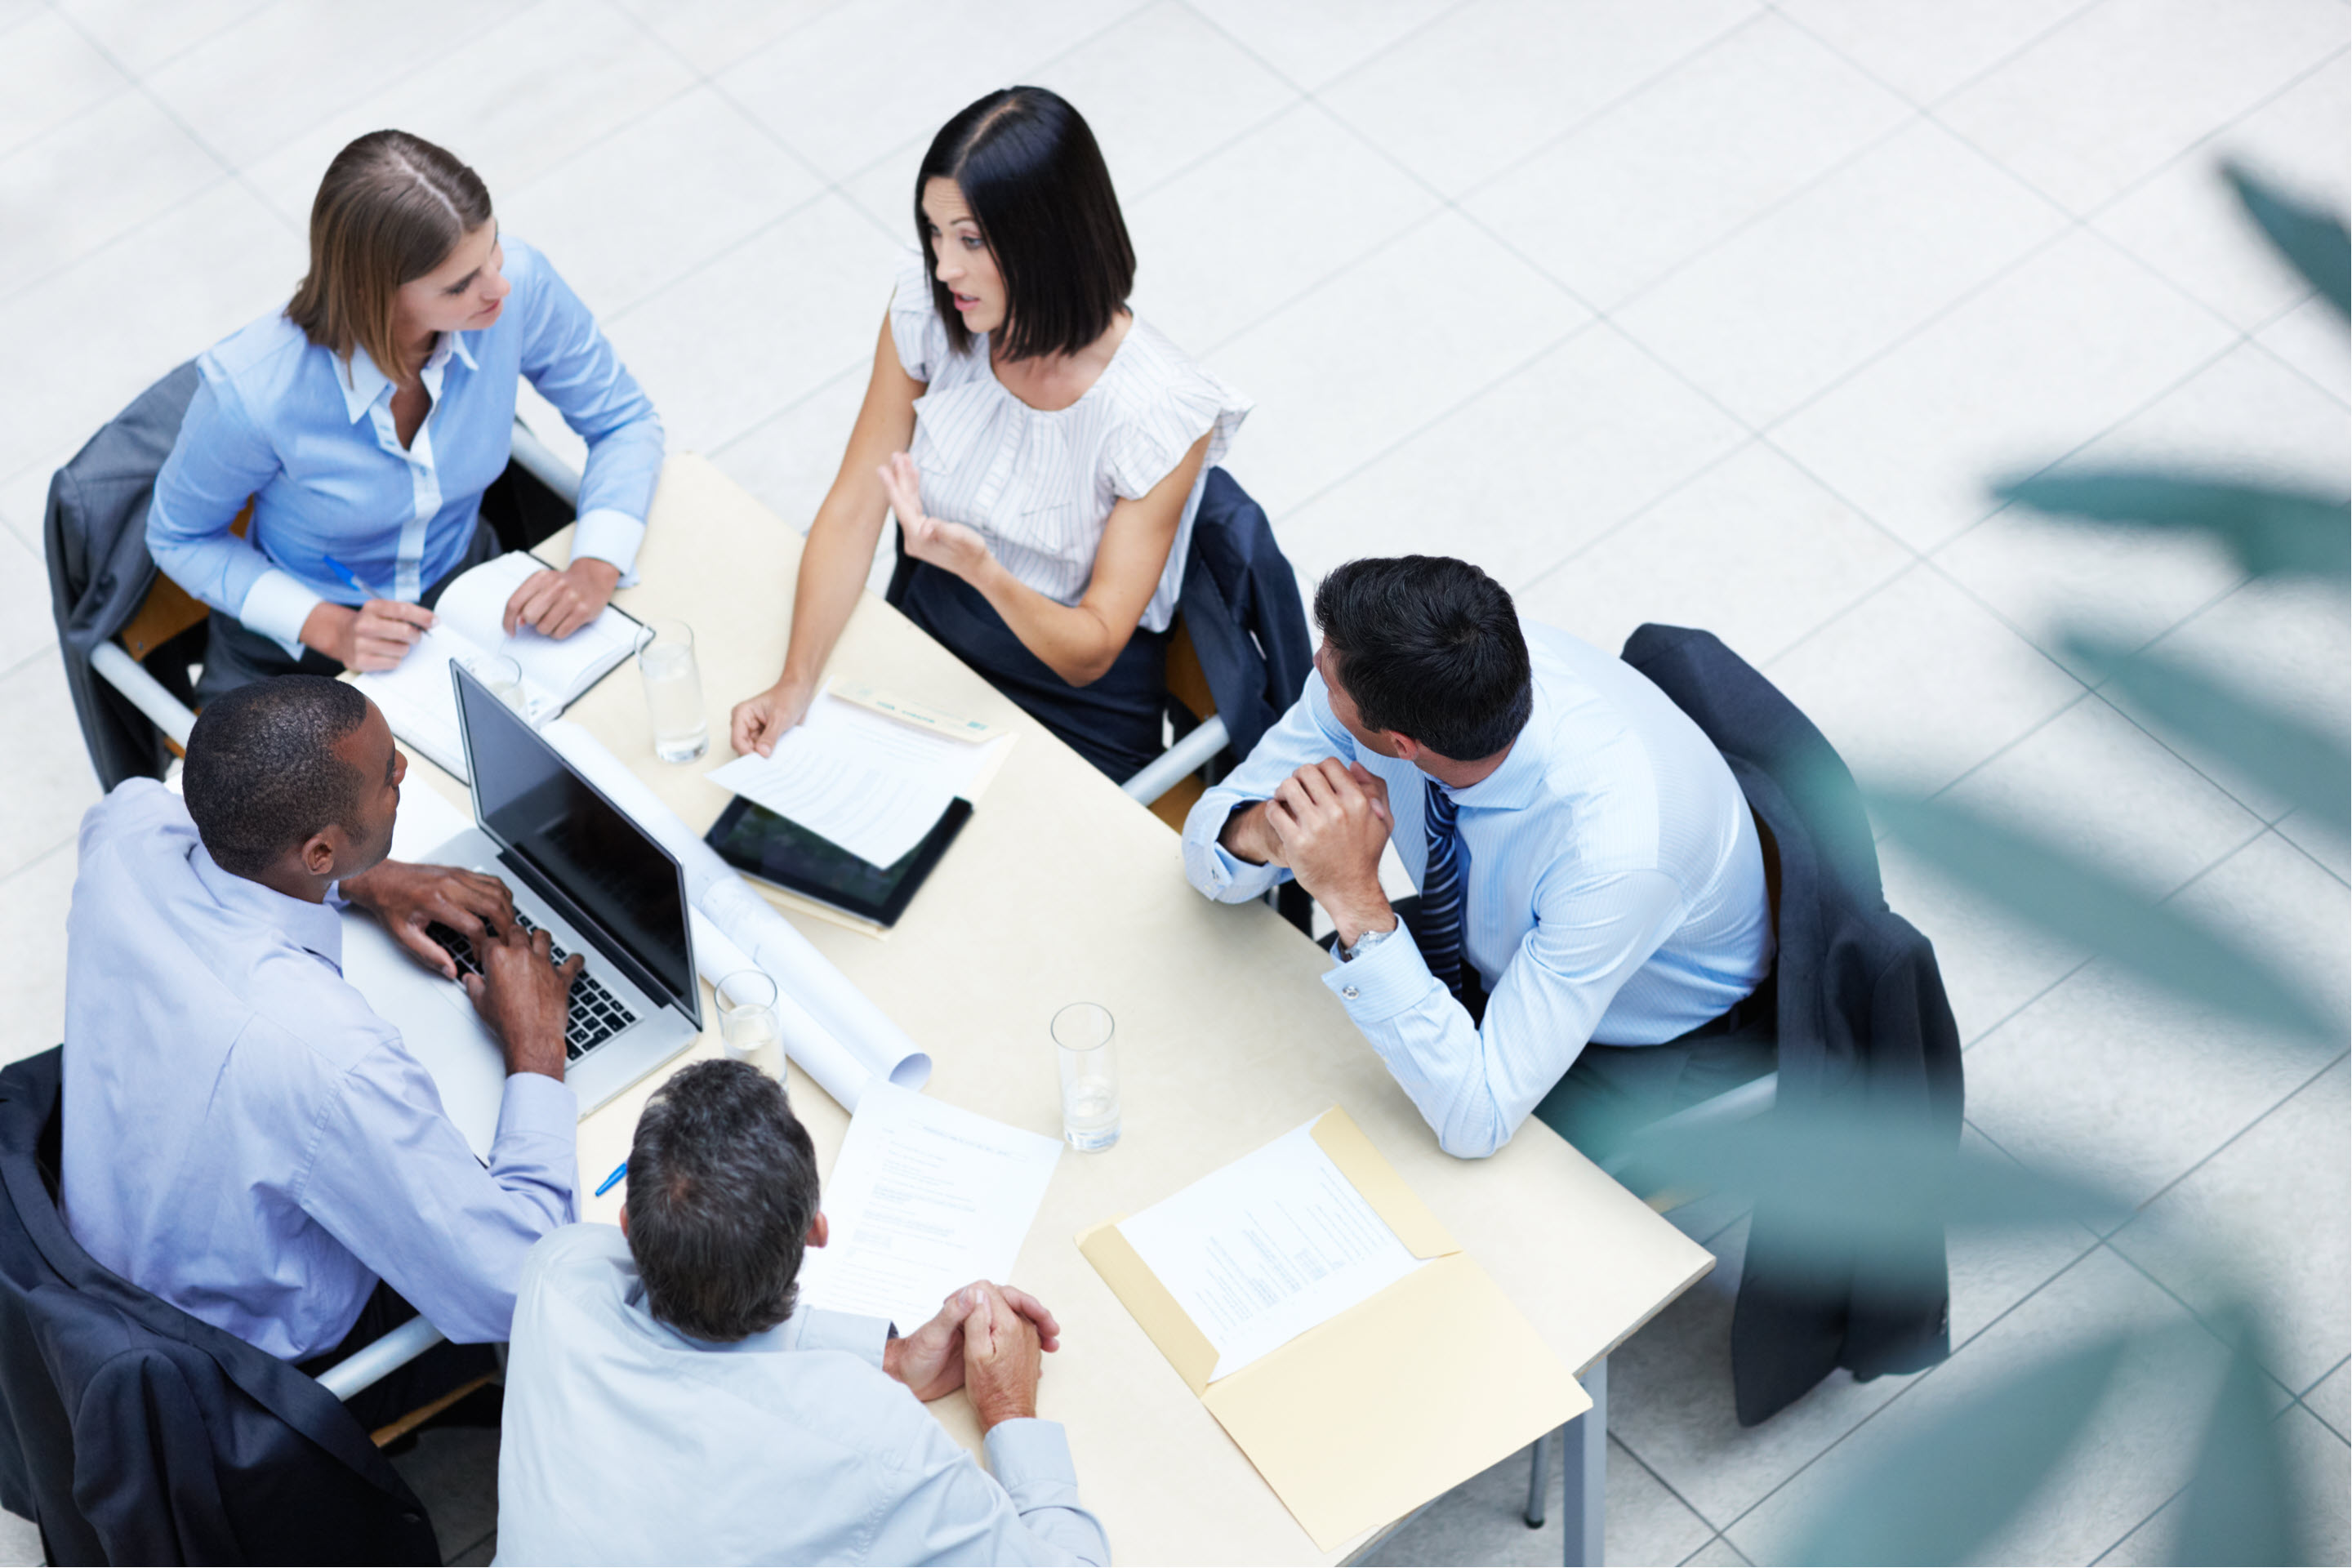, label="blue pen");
[320,553,391,603]
[595,1160,627,1197]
